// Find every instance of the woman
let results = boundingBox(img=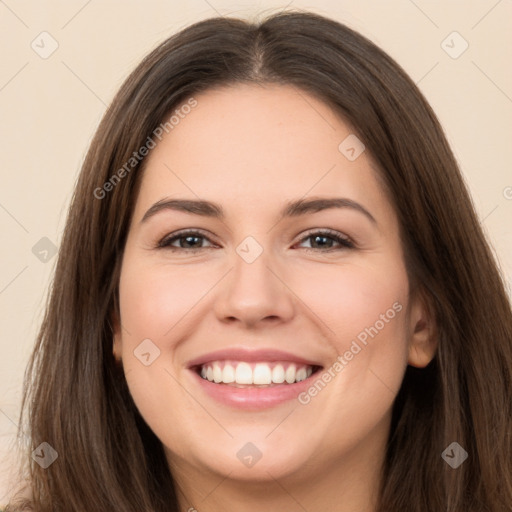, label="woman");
[6,10,512,512]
